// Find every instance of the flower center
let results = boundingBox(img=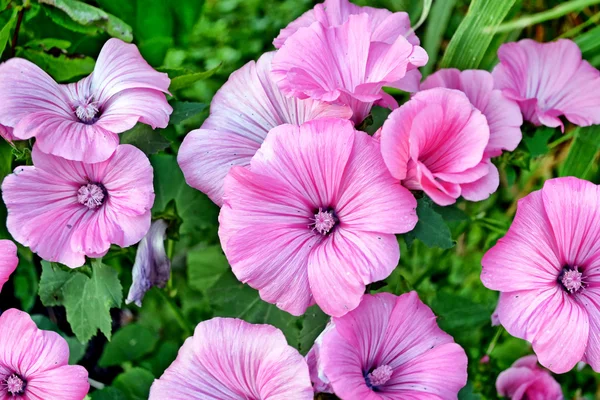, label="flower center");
[311,208,337,235]
[75,102,100,124]
[560,266,584,294]
[77,183,106,209]
[5,374,25,395]
[365,364,393,388]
